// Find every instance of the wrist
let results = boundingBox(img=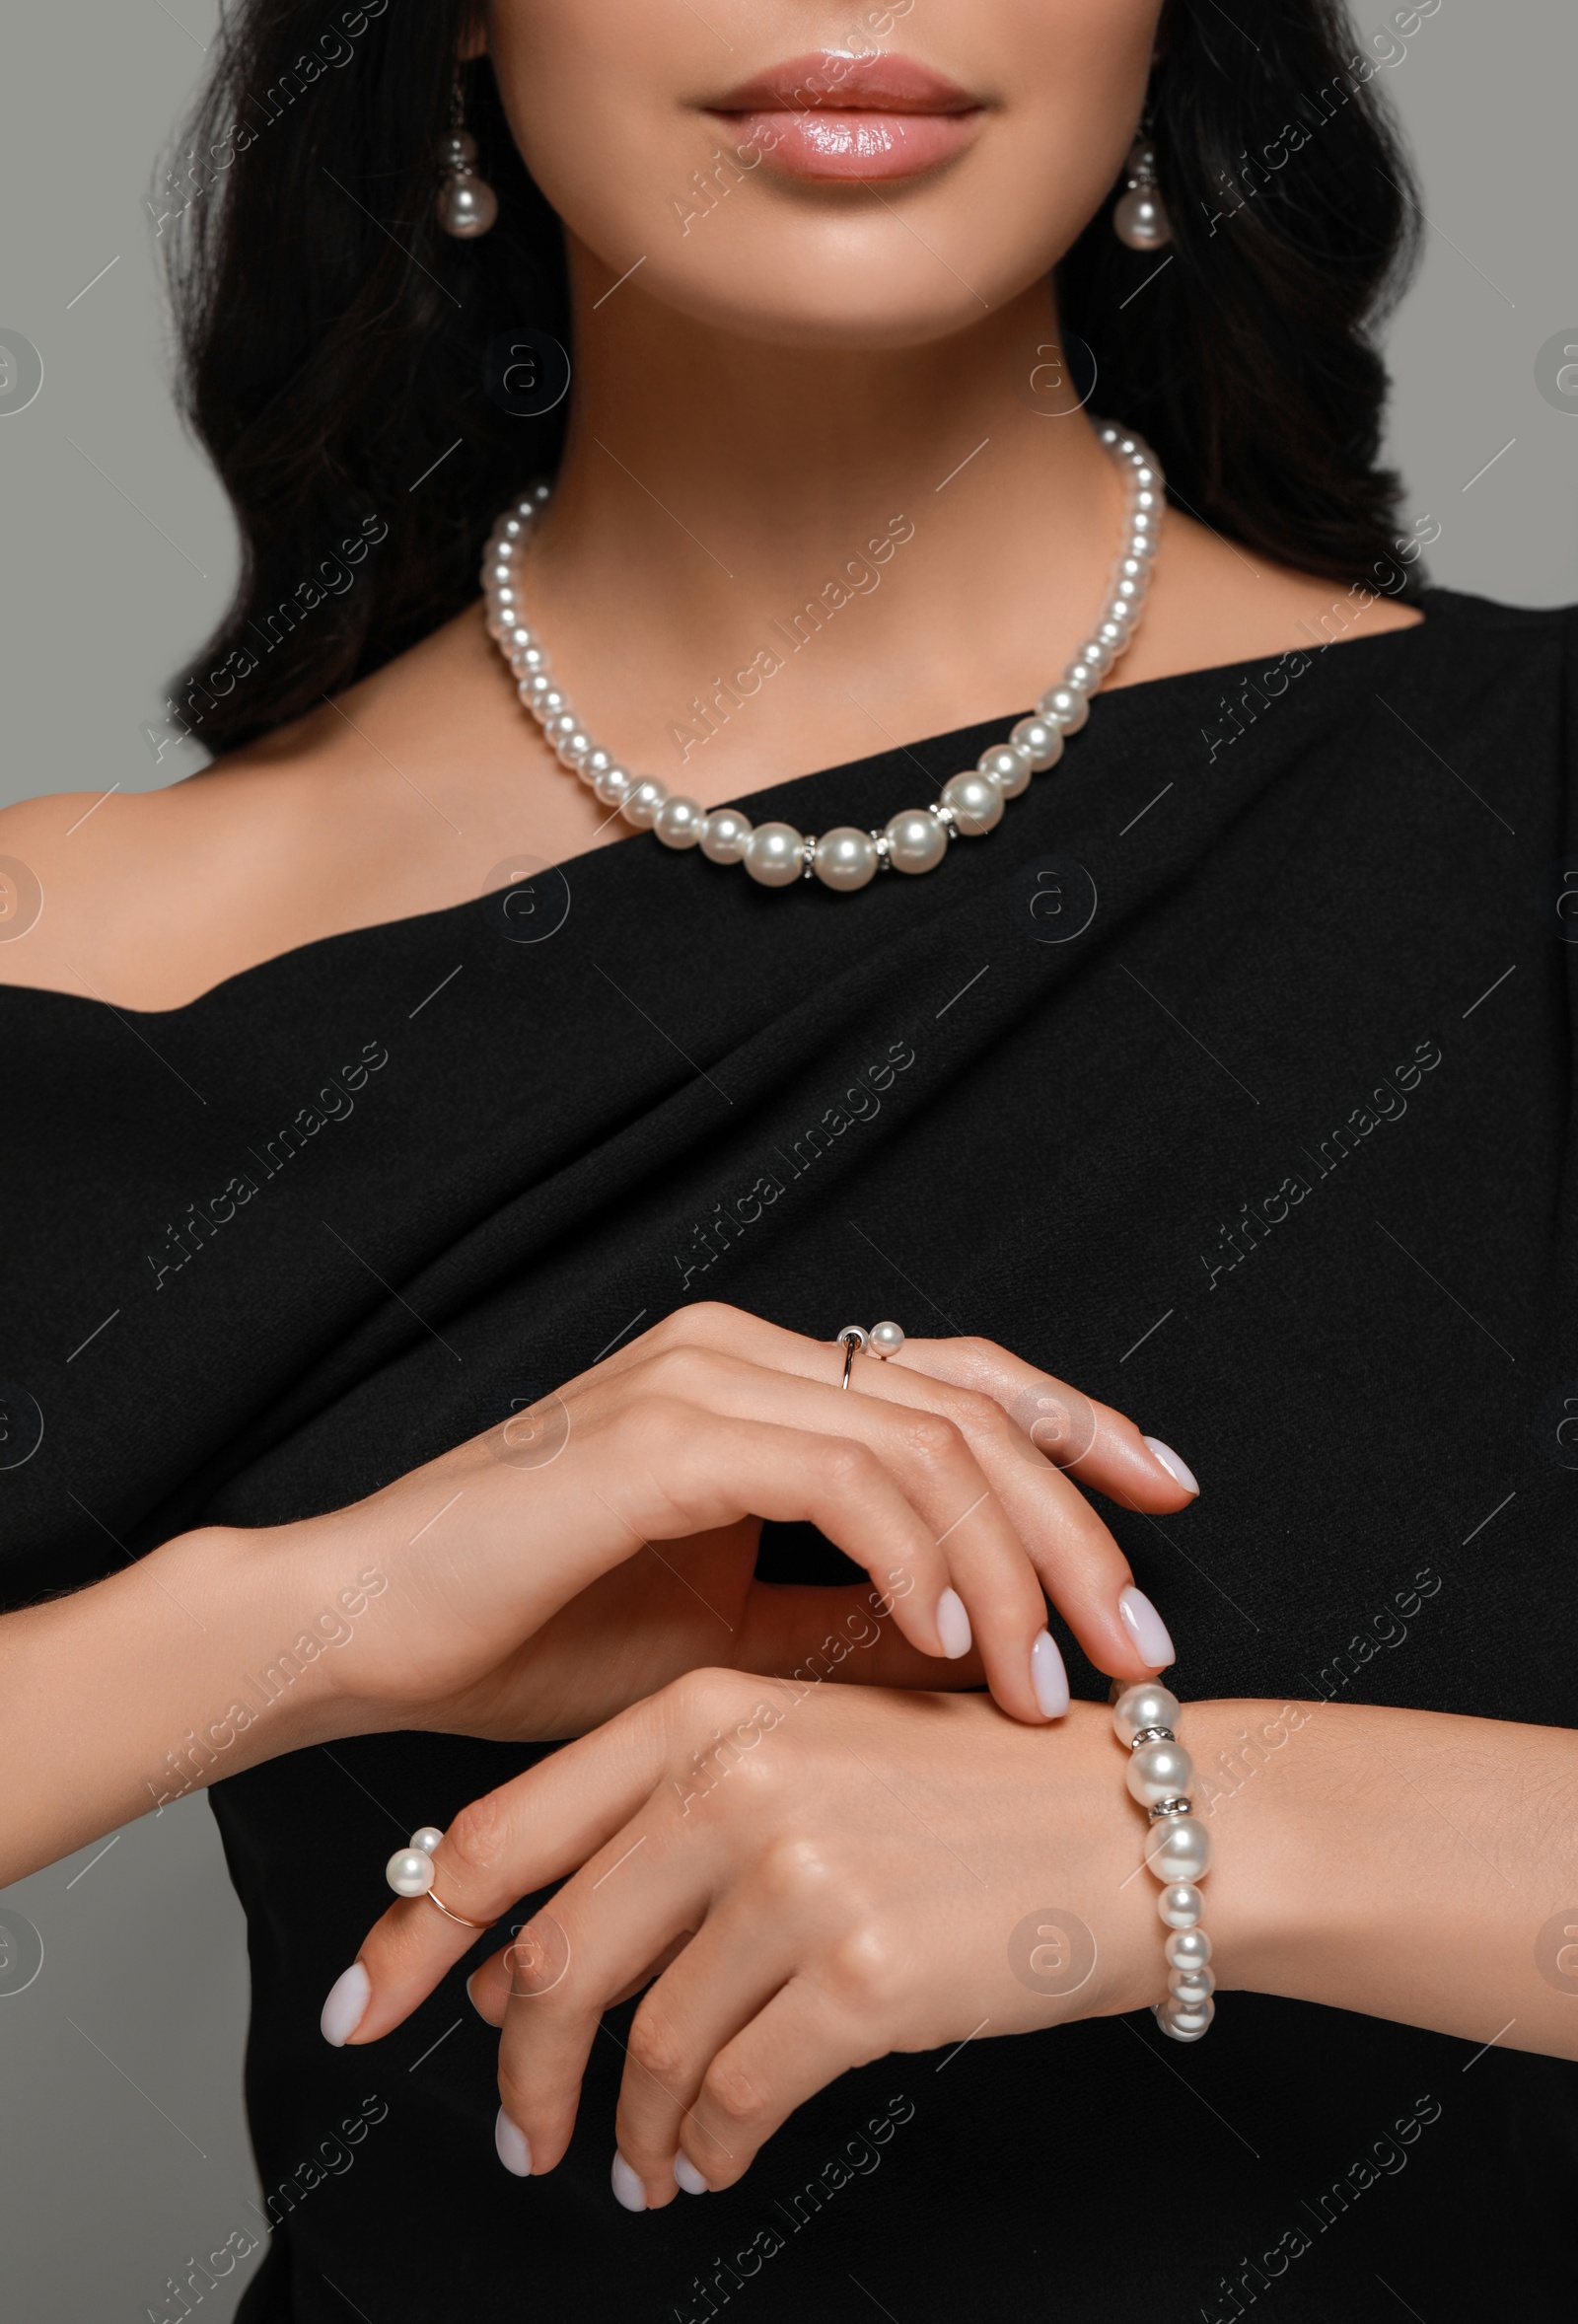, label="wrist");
[155,1517,393,1765]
